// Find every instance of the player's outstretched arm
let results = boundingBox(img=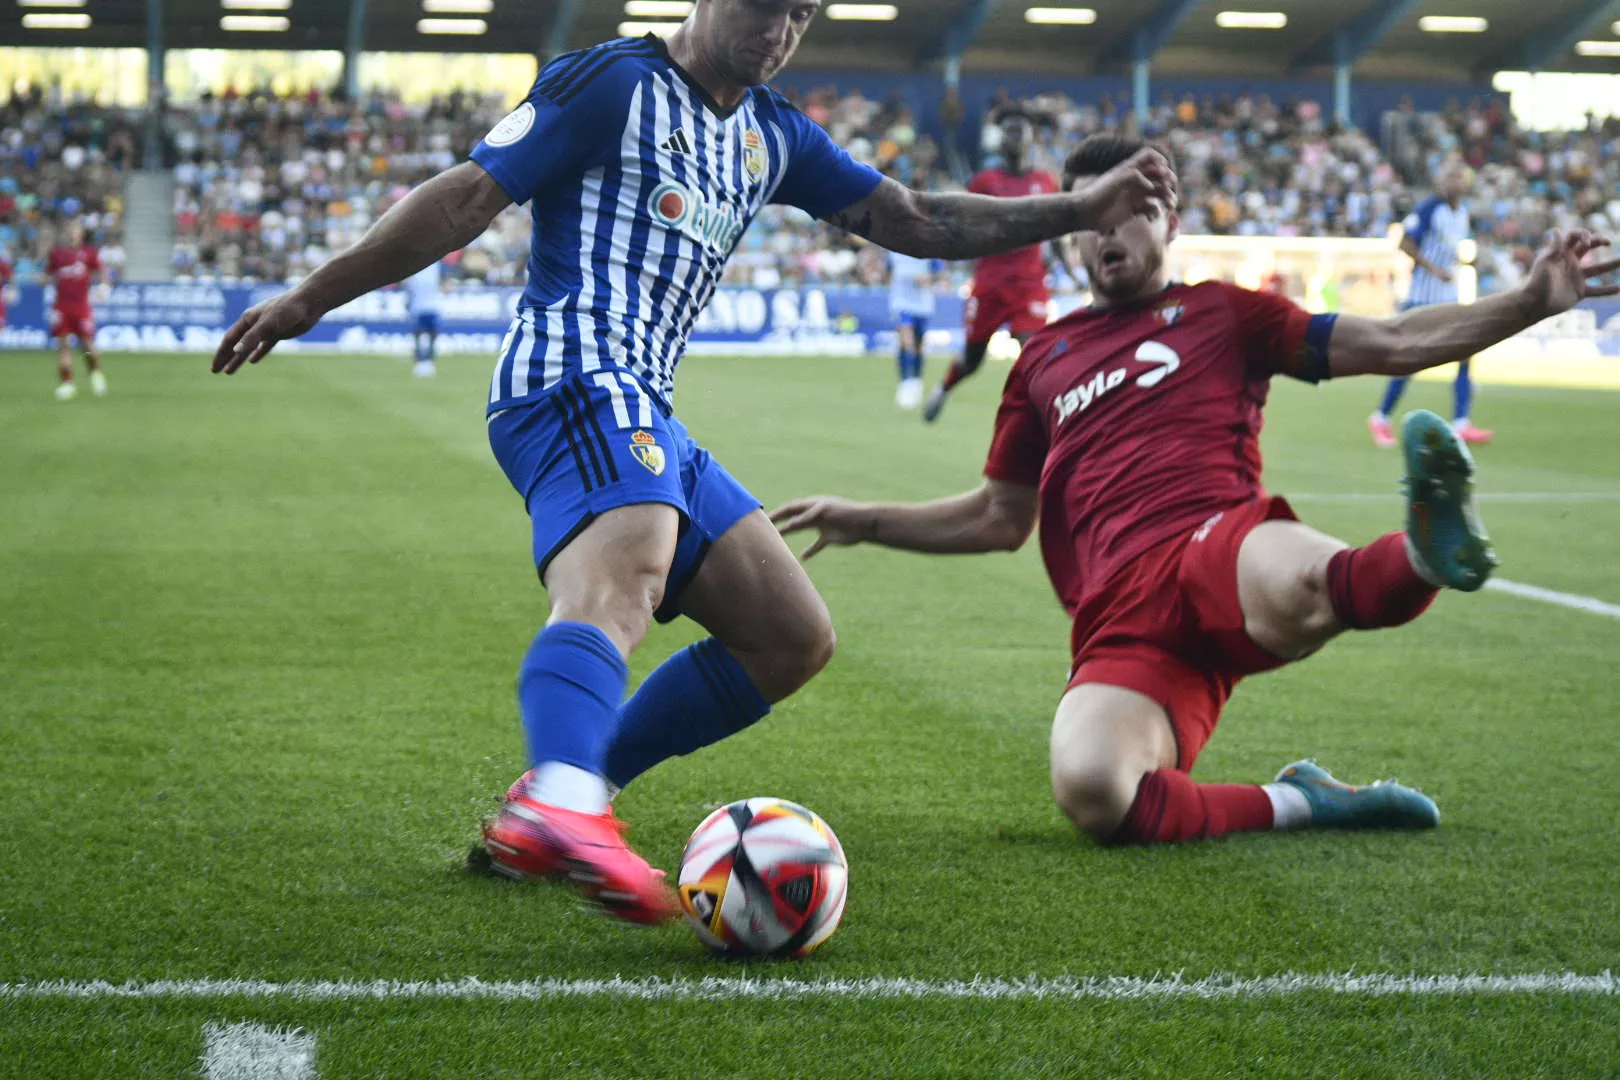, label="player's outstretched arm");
[769,480,1037,561]
[1325,230,1618,379]
[211,163,511,374]
[821,150,1174,260]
